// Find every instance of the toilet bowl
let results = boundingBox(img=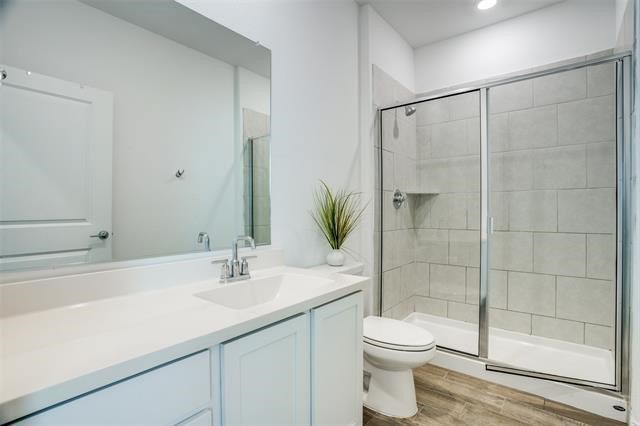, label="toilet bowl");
[362,316,436,418]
